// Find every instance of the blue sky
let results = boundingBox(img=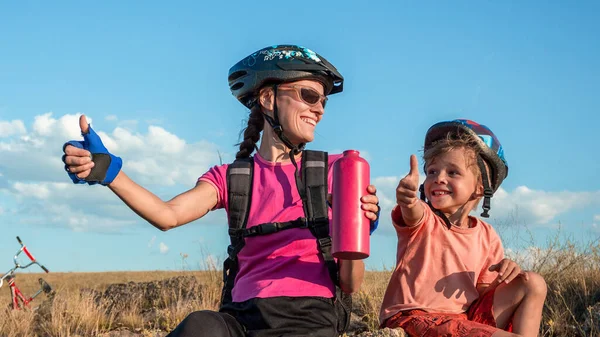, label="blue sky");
[1,1,598,273]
